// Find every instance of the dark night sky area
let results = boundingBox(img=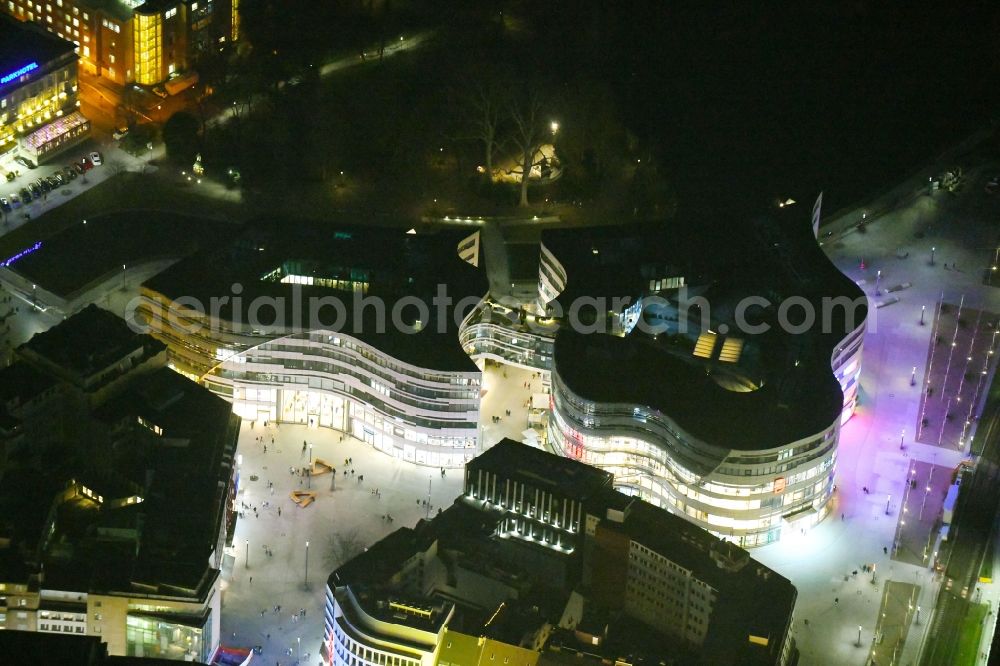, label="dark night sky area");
[546,0,1000,220]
